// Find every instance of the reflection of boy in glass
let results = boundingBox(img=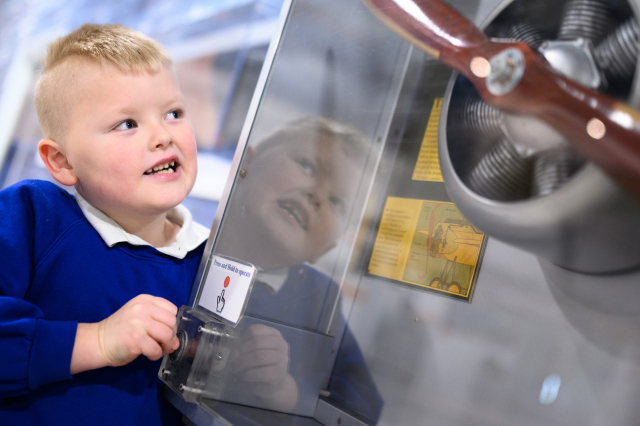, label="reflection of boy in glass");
[220,116,364,270]
[215,117,382,420]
